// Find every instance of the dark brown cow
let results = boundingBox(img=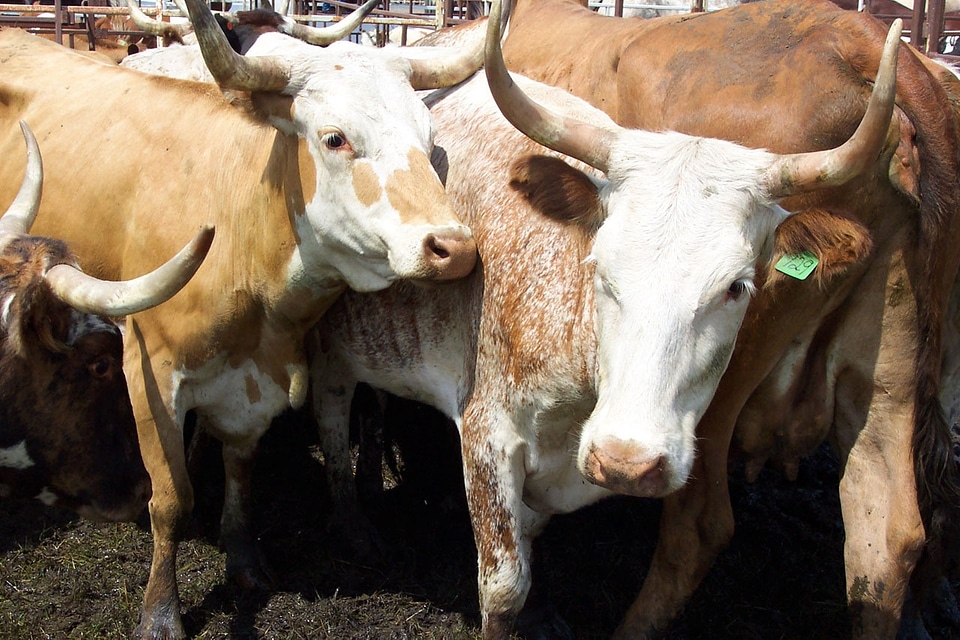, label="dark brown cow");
[498,0,960,637]
[0,122,212,522]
